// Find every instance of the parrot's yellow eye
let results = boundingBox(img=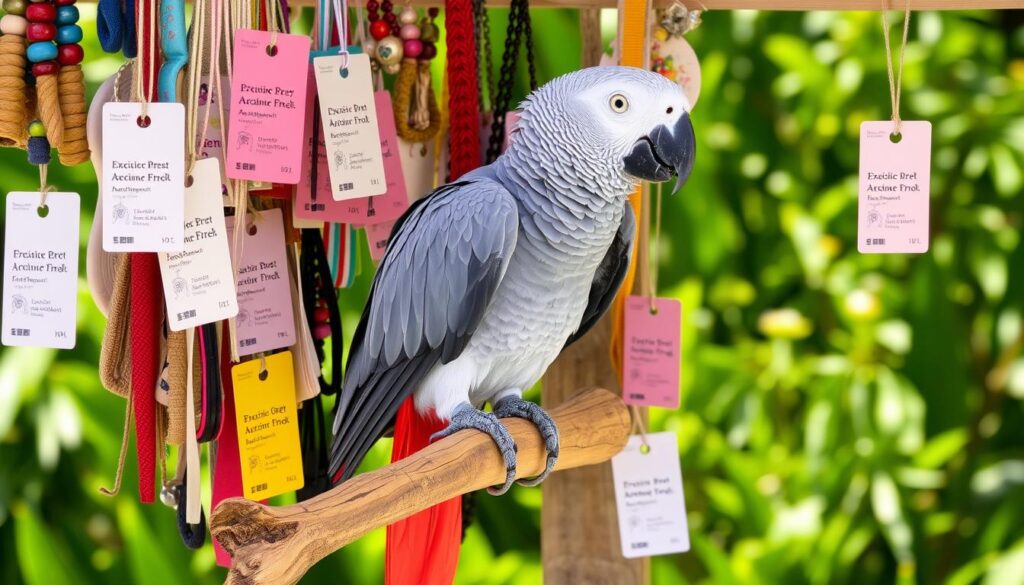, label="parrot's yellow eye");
[609,94,629,113]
